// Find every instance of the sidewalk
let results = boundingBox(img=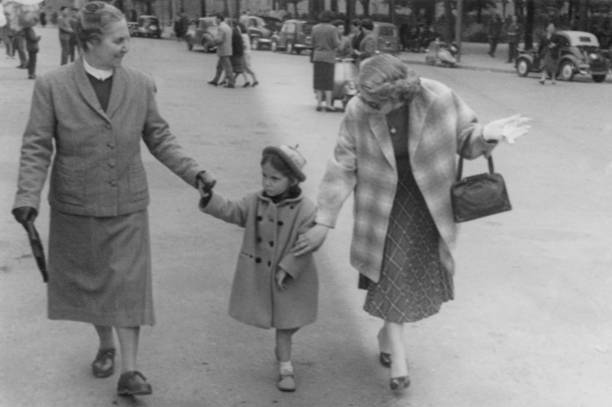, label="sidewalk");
[400,41,516,74]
